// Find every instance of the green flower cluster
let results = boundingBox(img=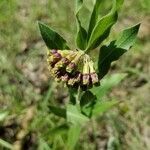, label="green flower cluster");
[47,49,100,89]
